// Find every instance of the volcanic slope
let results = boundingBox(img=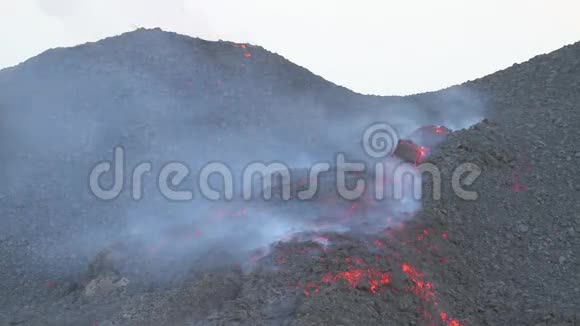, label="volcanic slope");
[0,28,579,325]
